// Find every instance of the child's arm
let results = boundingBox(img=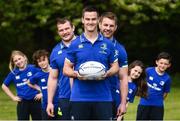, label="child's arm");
[163,93,168,100]
[27,80,41,92]
[1,84,21,102]
[27,80,42,100]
